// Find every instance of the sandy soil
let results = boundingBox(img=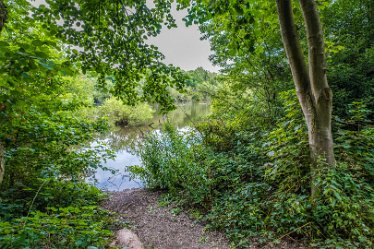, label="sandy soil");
[103,189,307,249]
